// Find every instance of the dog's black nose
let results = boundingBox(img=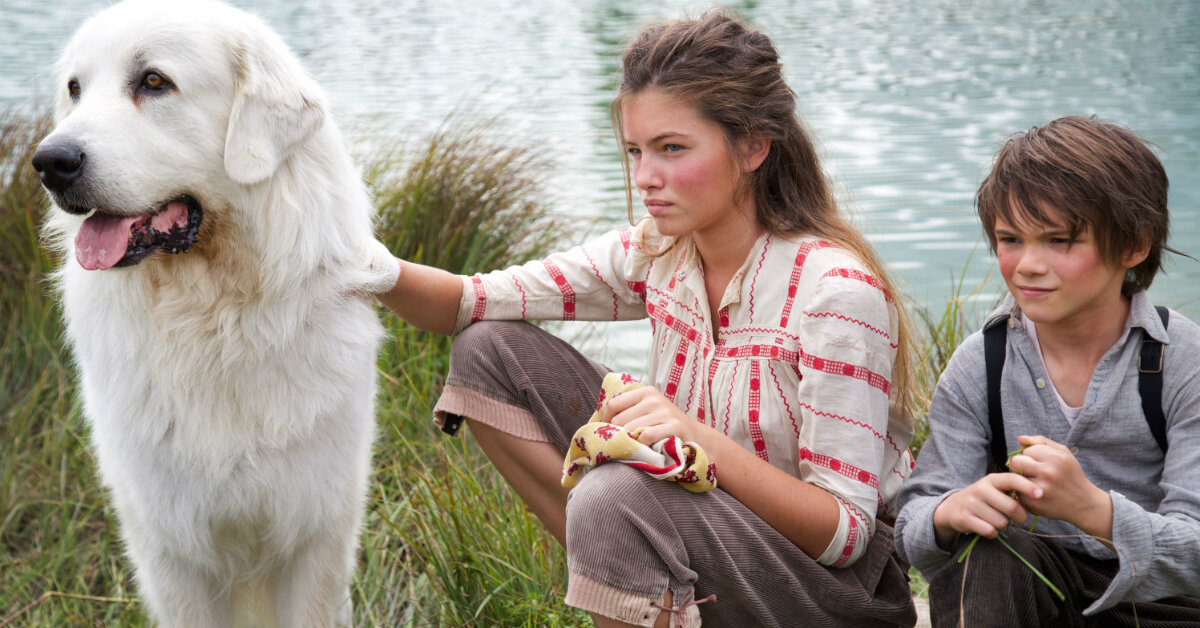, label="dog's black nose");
[32,141,86,194]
